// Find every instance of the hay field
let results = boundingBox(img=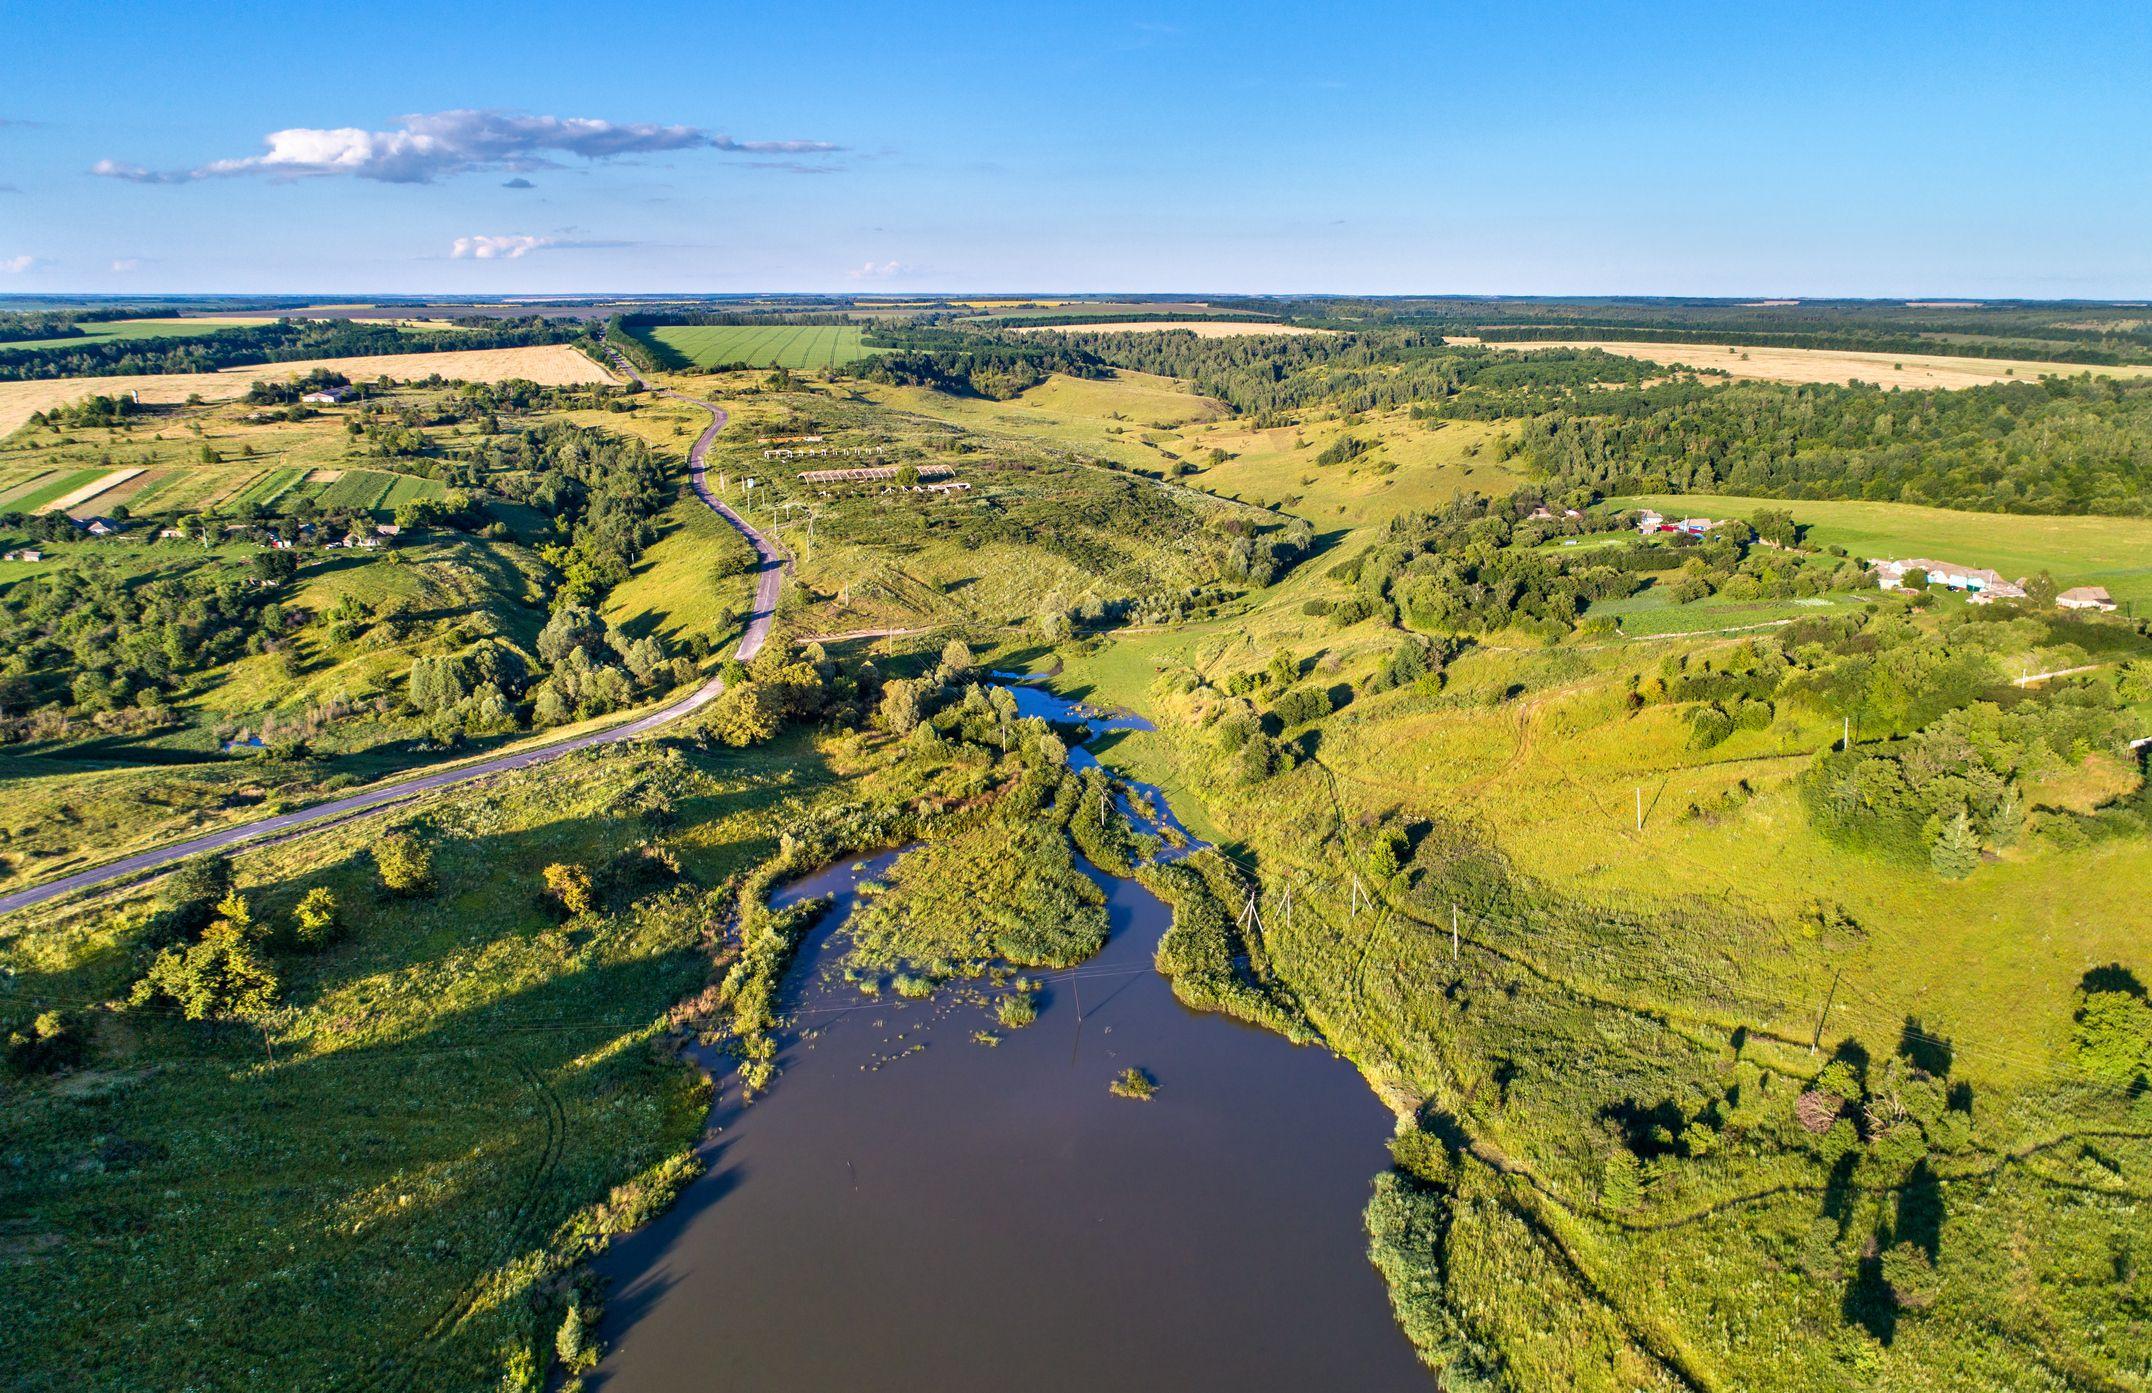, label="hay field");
[0,345,618,437]
[1014,321,1333,338]
[1489,339,2152,389]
